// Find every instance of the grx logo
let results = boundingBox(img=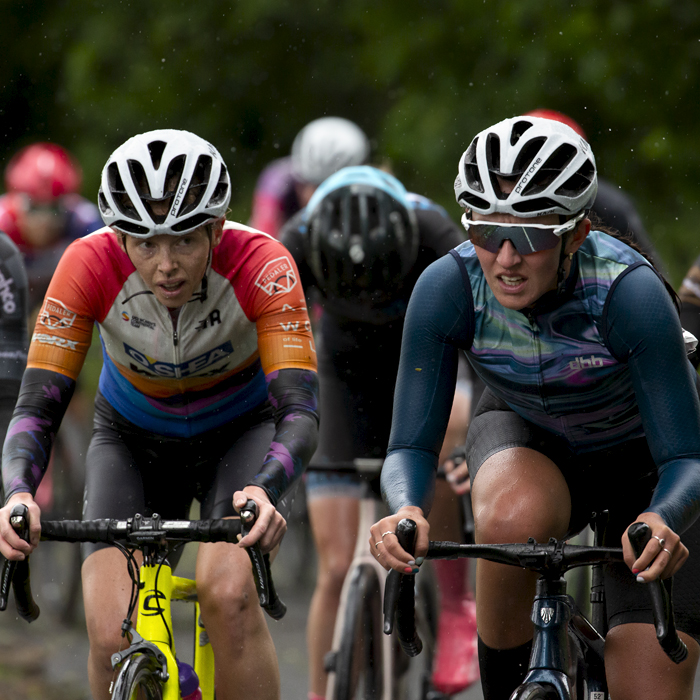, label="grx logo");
[568,355,604,371]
